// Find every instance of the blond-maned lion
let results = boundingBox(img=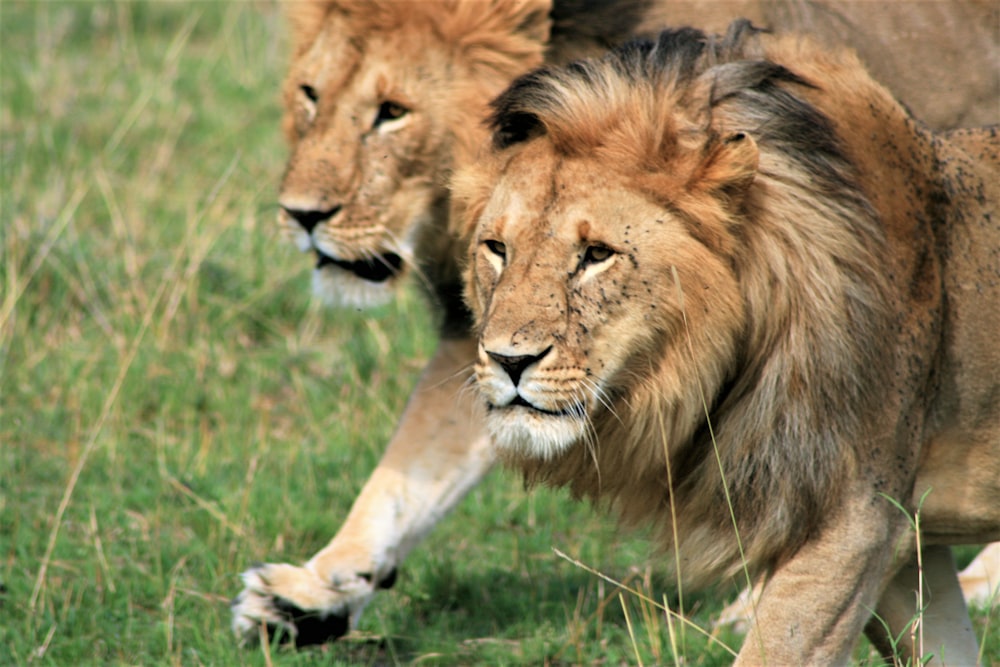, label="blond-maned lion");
[455,21,1000,664]
[232,0,1000,648]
